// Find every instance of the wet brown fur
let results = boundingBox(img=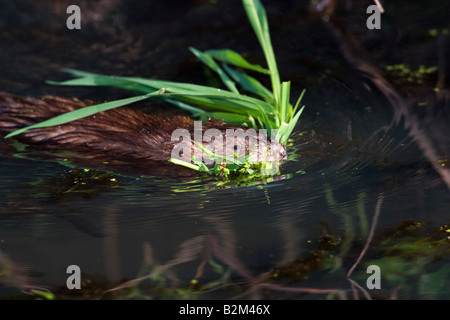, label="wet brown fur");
[0,92,235,162]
